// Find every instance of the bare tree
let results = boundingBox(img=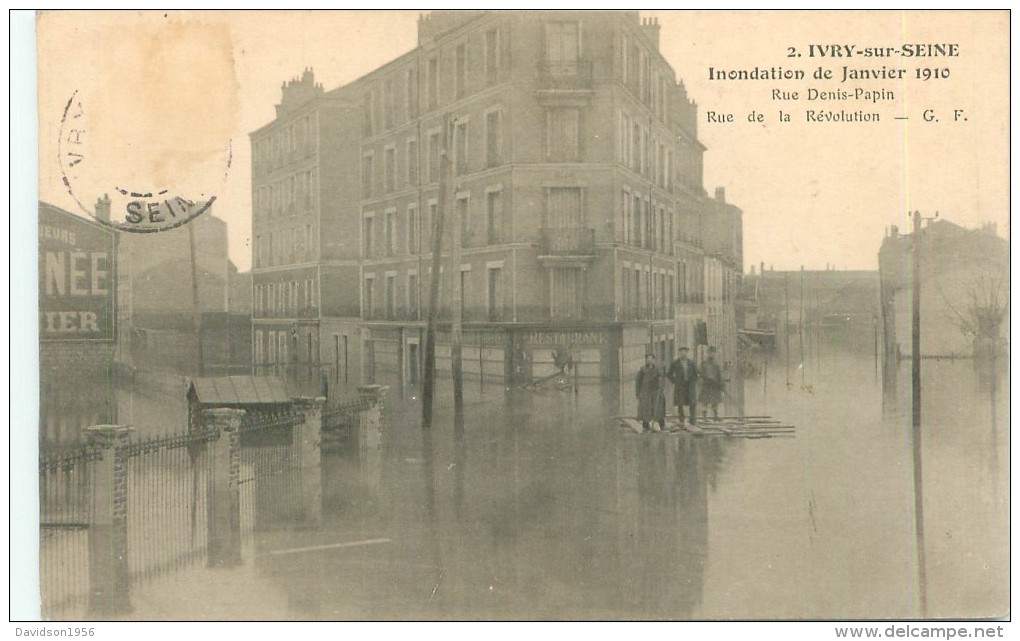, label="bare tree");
[940,257,1009,356]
